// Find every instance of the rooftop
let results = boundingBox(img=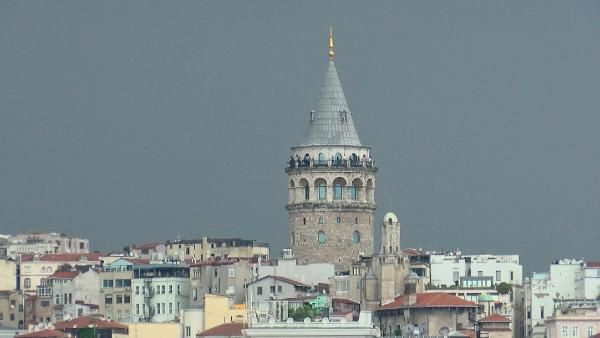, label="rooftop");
[15,330,67,338]
[378,292,480,311]
[53,316,128,331]
[198,322,245,337]
[479,314,511,323]
[20,253,103,262]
